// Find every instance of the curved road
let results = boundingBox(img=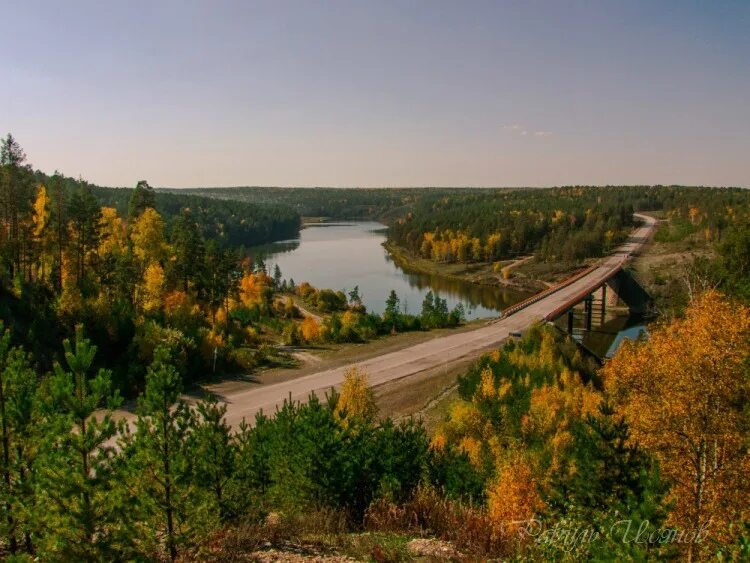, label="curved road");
[217,214,657,427]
